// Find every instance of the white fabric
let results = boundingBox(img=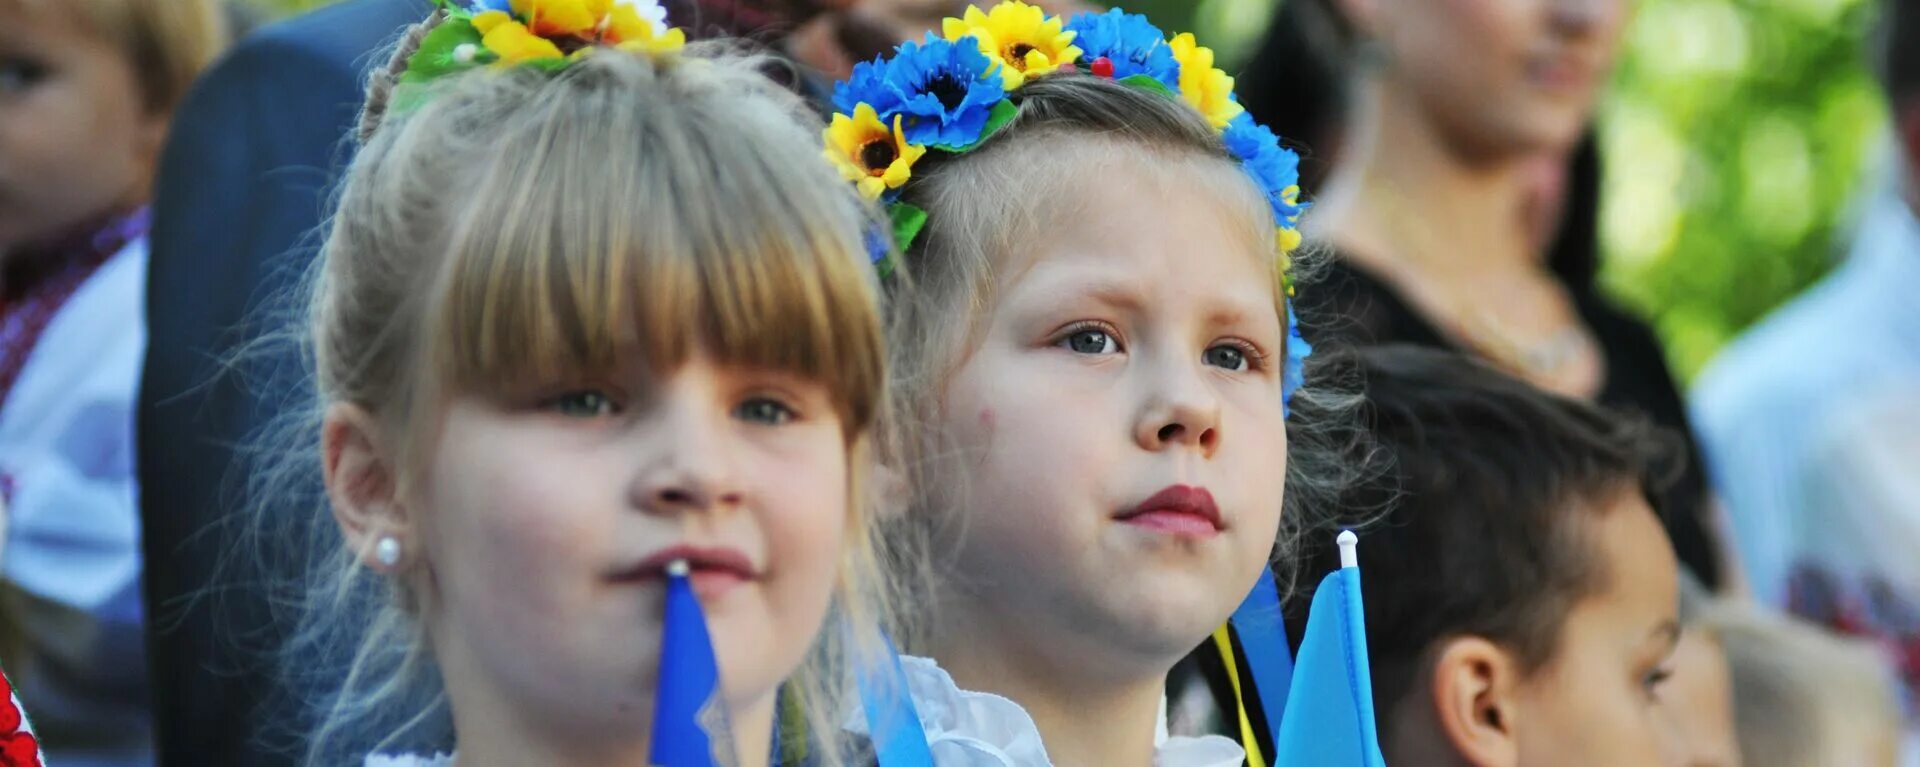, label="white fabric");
[854,654,1245,767]
[0,237,146,616]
